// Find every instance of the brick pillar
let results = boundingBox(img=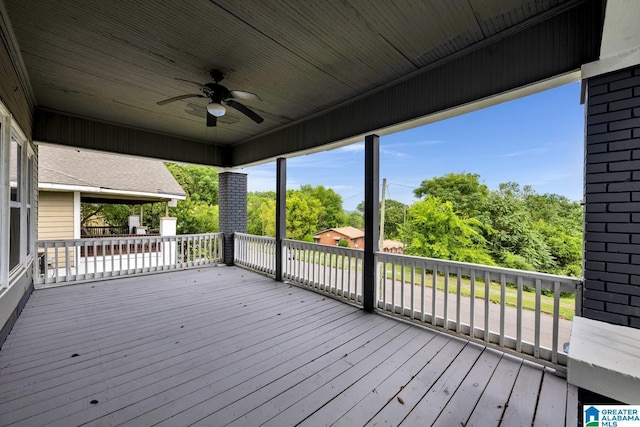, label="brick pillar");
[584,64,640,328]
[218,172,247,266]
